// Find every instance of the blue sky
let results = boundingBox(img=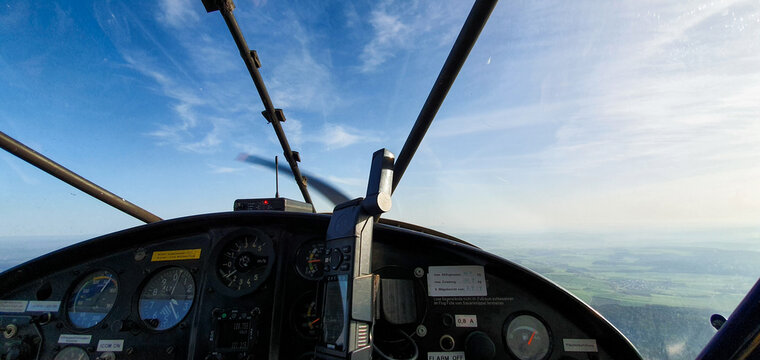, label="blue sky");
[1,0,760,243]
